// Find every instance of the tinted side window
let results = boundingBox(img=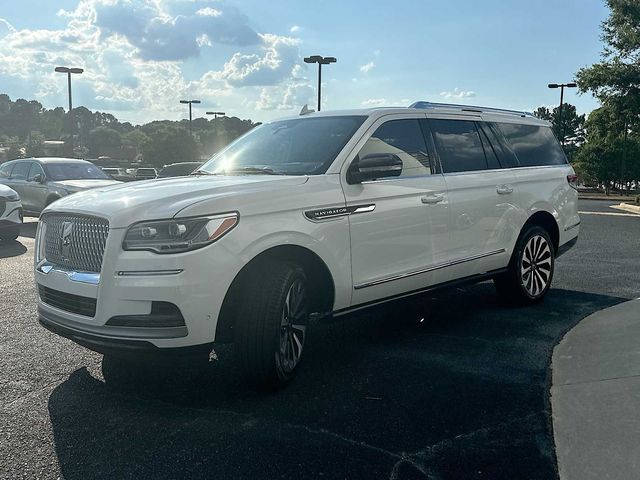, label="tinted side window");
[484,123,519,168]
[497,123,567,167]
[477,124,501,170]
[357,119,432,177]
[10,162,30,180]
[28,163,45,181]
[0,163,14,179]
[430,119,487,173]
